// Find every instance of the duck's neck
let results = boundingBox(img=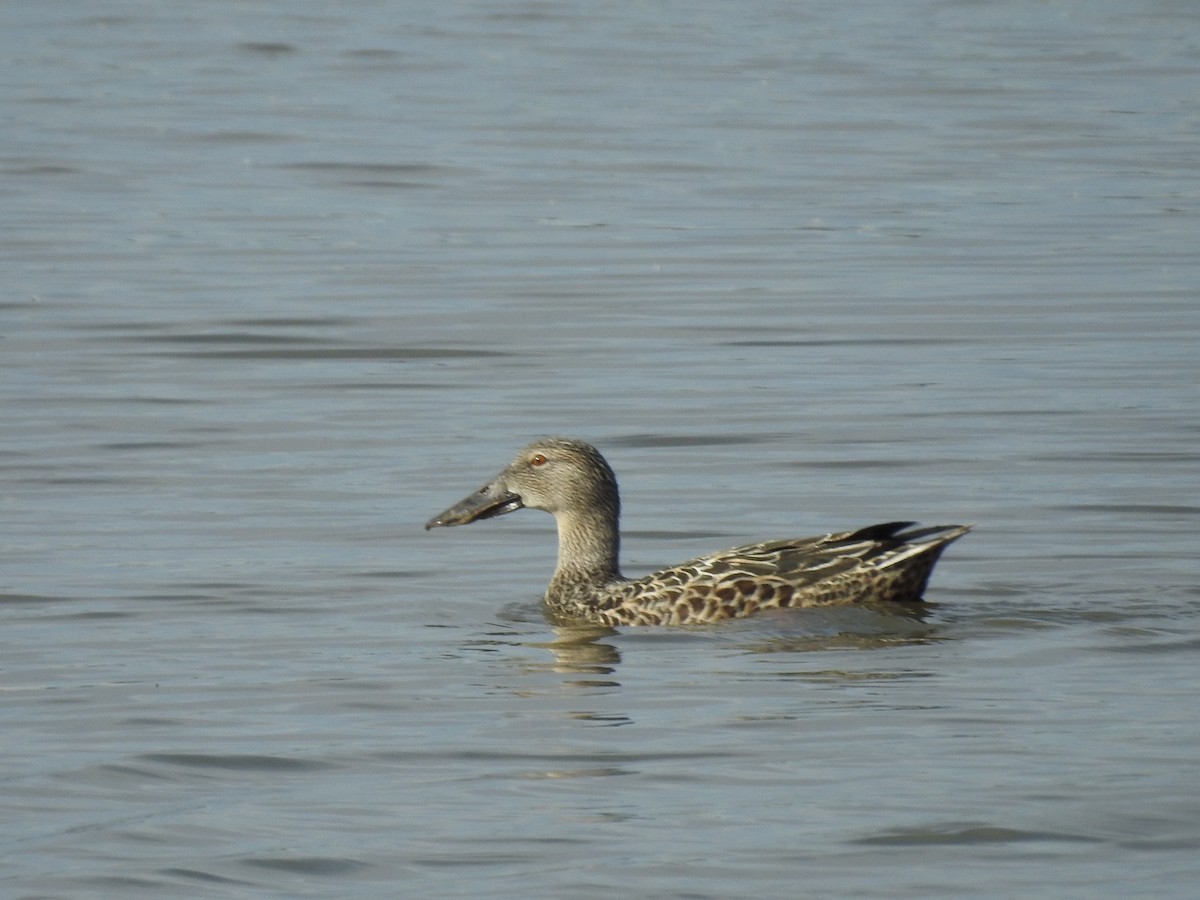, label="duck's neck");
[548,507,623,599]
